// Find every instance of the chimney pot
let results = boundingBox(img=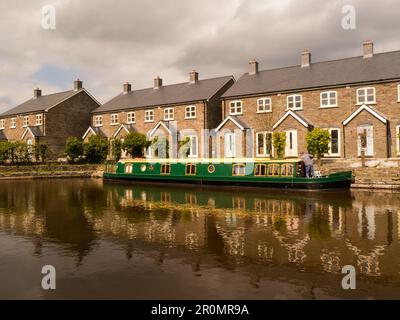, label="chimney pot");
[74,79,83,91]
[363,40,374,58]
[189,70,199,84]
[123,82,132,94]
[301,50,311,67]
[34,88,42,99]
[154,76,163,89]
[249,59,259,75]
